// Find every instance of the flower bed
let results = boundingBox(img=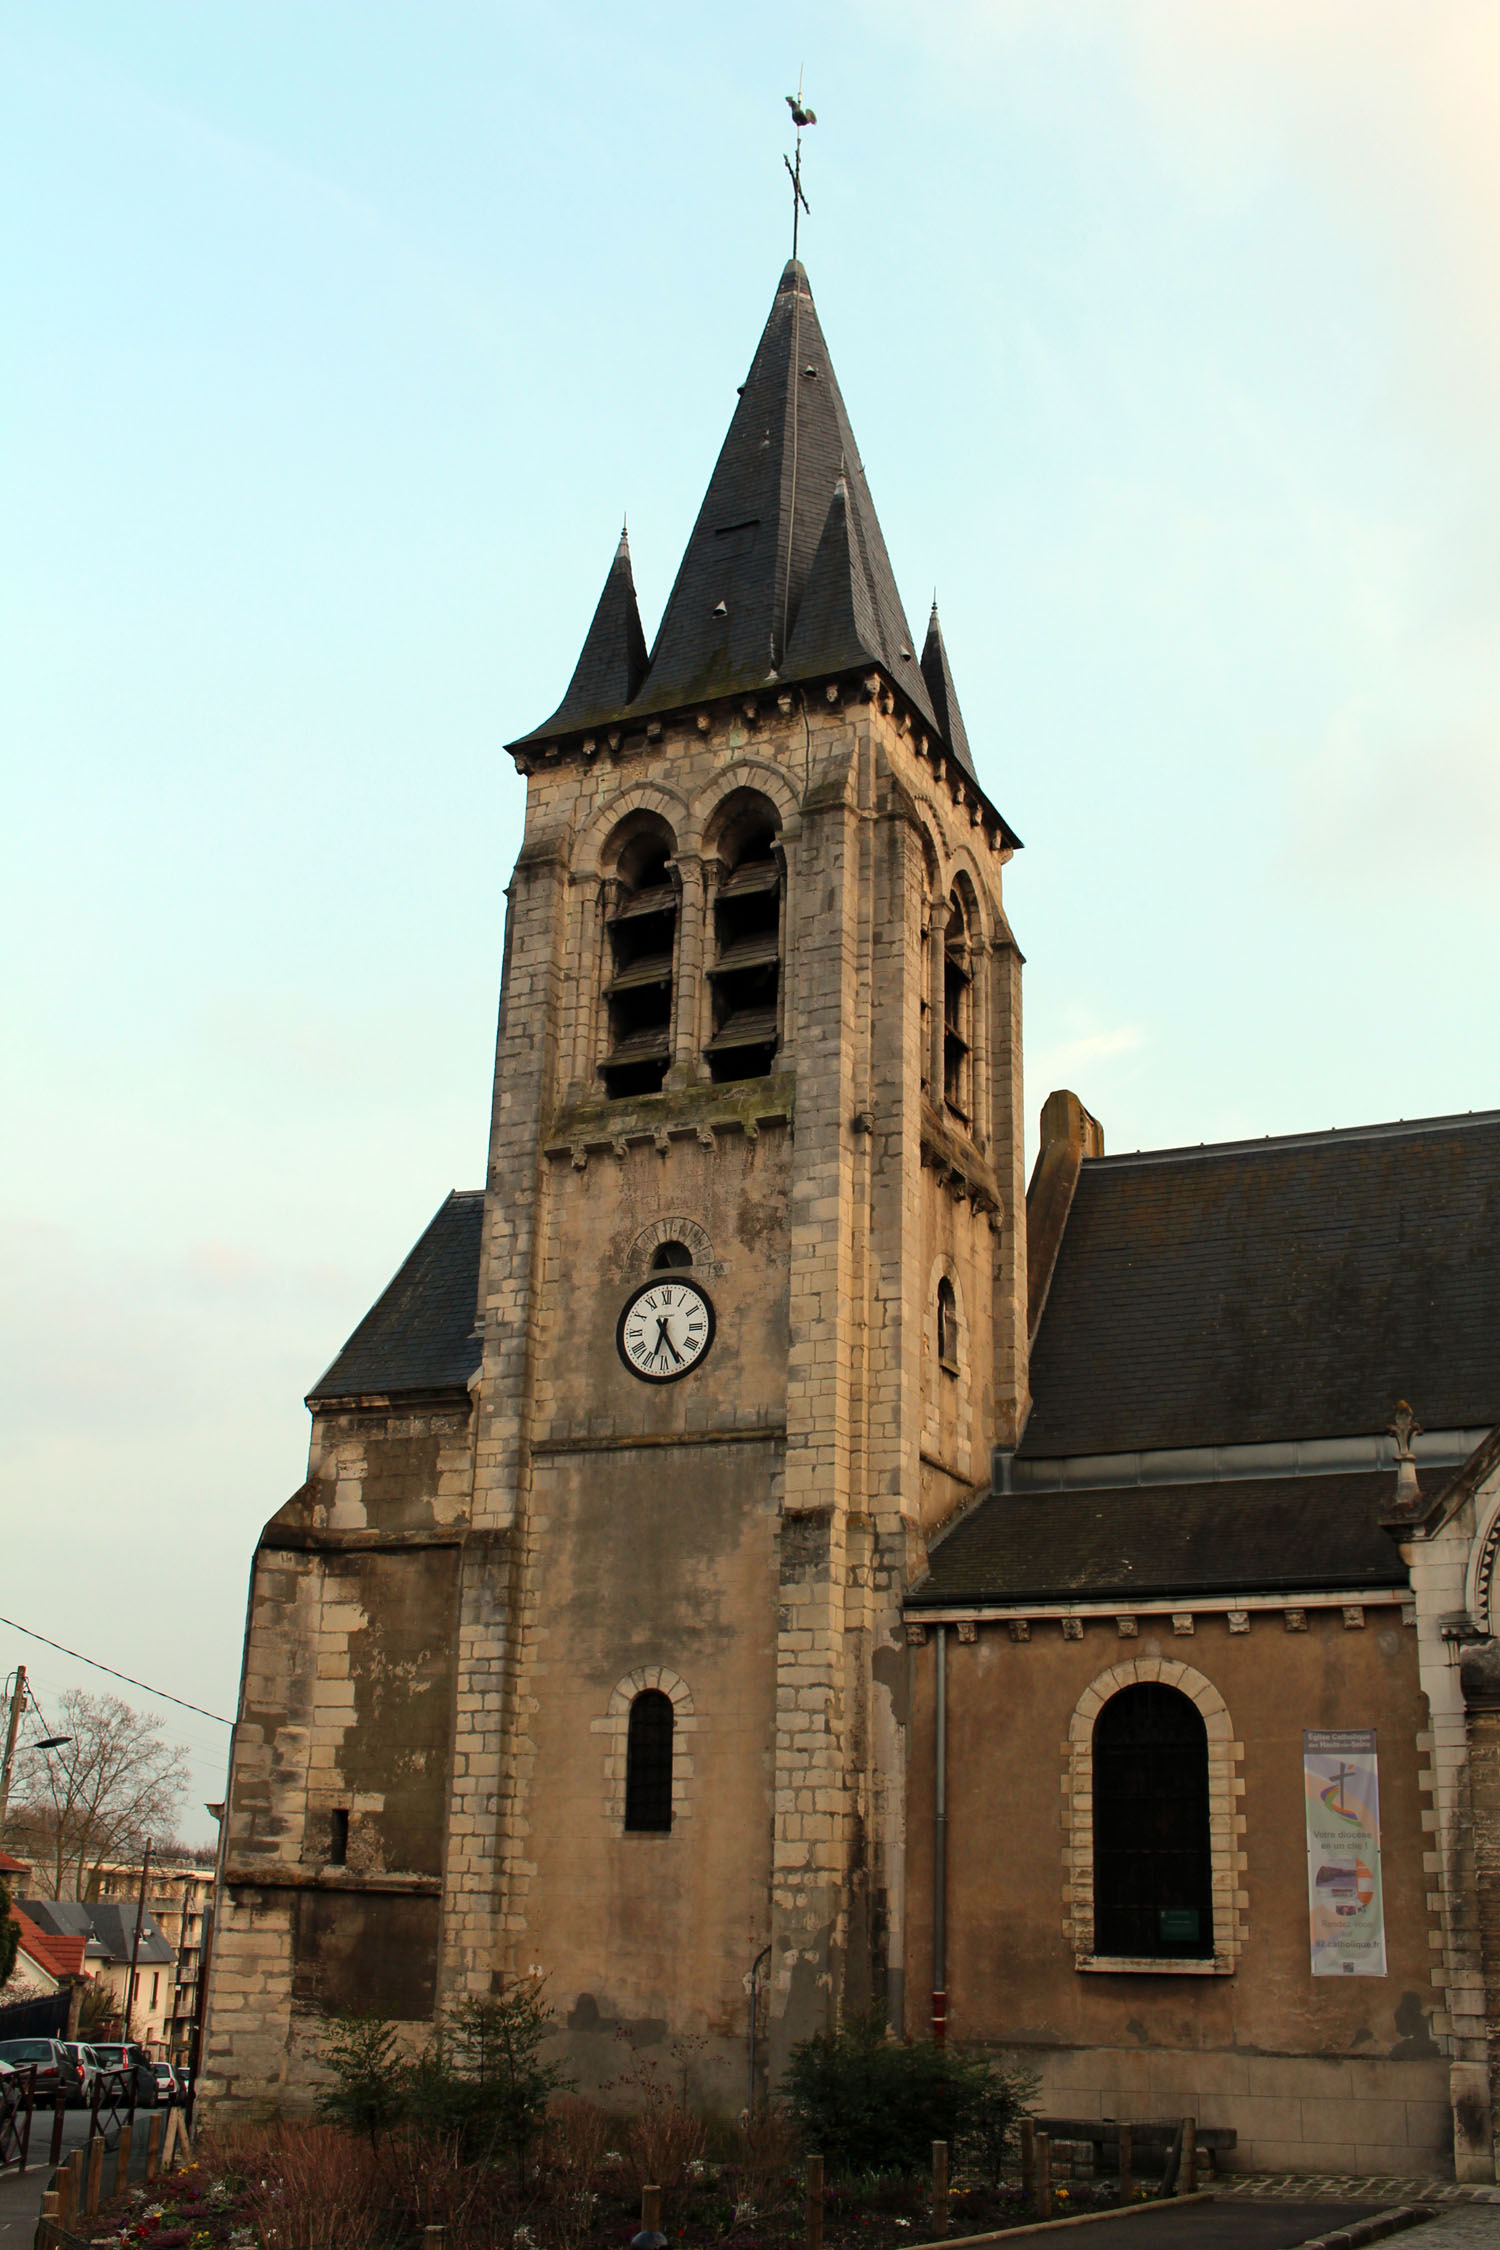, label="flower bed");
[78,2121,1150,2250]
